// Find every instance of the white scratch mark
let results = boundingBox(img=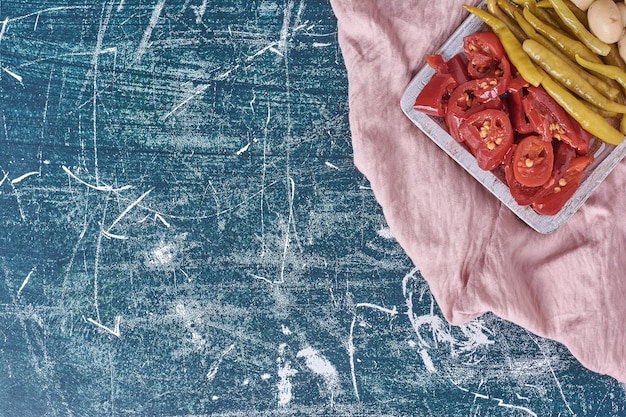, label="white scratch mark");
[133,0,166,64]
[348,315,360,402]
[355,302,397,316]
[4,170,26,222]
[250,273,272,284]
[191,0,208,23]
[528,332,576,416]
[325,161,339,170]
[236,142,250,155]
[451,380,538,417]
[277,361,297,406]
[11,171,38,184]
[457,321,494,353]
[40,68,53,144]
[86,315,121,338]
[376,226,394,240]
[277,0,294,55]
[138,212,170,228]
[106,188,152,232]
[179,268,191,282]
[296,347,340,398]
[246,42,278,61]
[269,46,283,57]
[0,18,8,45]
[154,213,170,228]
[117,0,126,12]
[348,302,398,402]
[64,169,132,192]
[402,267,493,354]
[62,166,133,193]
[161,83,210,121]
[419,349,436,373]
[207,343,236,382]
[312,42,331,47]
[0,172,8,187]
[94,214,105,322]
[259,102,270,257]
[17,48,118,69]
[278,176,297,284]
[3,67,23,85]
[17,267,36,296]
[150,242,176,266]
[216,65,239,80]
[7,7,89,23]
[90,2,114,187]
[101,229,128,240]
[281,325,292,335]
[249,91,256,114]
